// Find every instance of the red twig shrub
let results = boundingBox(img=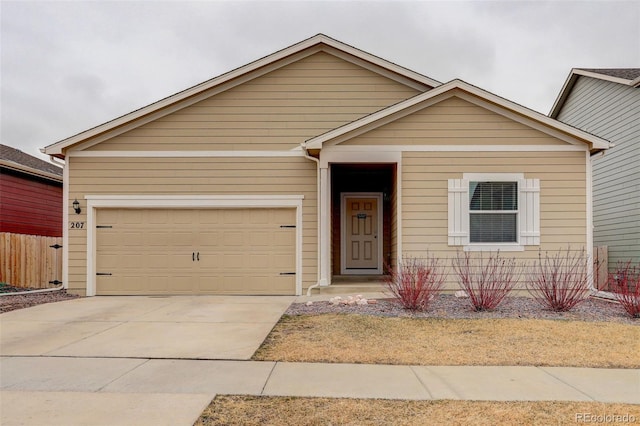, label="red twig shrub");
[526,248,592,312]
[608,262,640,318]
[384,255,446,311]
[451,251,521,311]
